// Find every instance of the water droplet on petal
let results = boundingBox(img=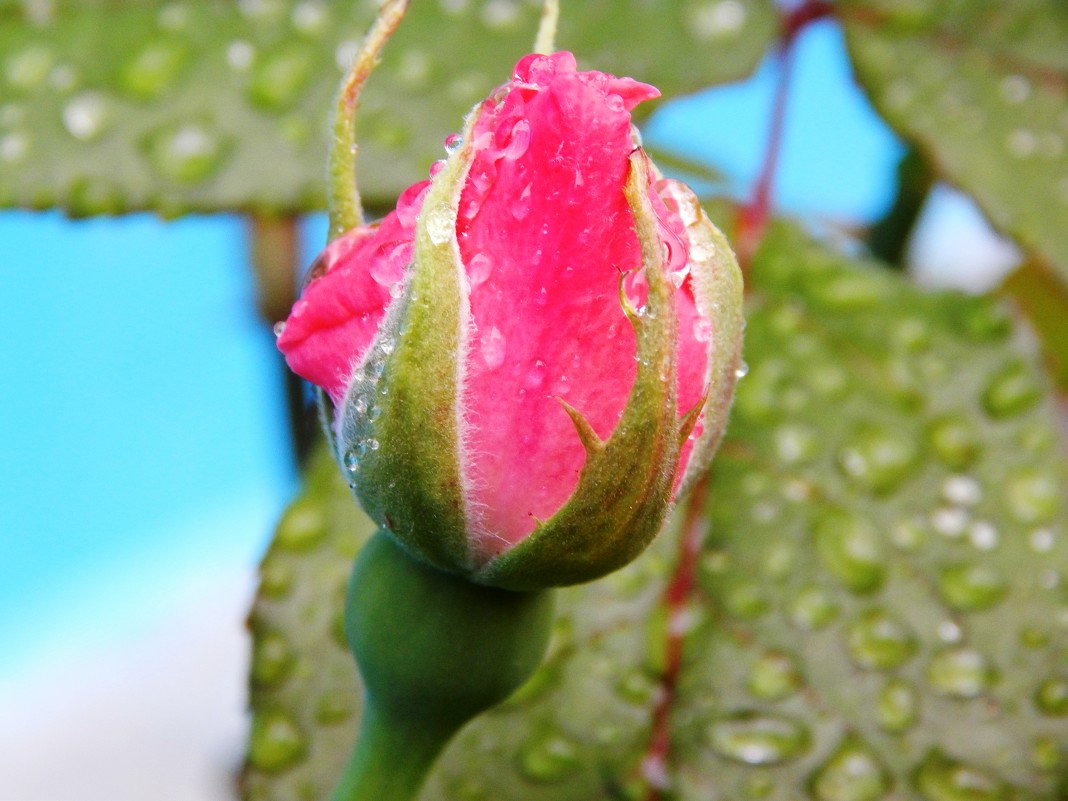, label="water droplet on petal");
[707,712,811,765]
[480,326,506,370]
[524,359,548,391]
[510,182,532,220]
[444,132,463,154]
[502,118,531,160]
[467,253,493,288]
